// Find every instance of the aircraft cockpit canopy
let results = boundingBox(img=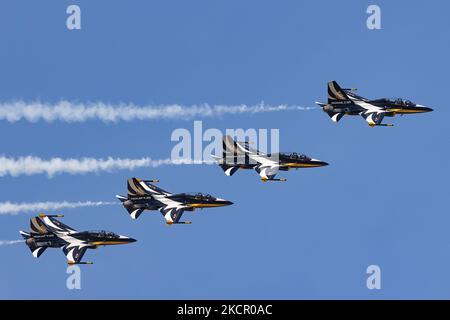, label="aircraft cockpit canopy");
[391,98,416,106]
[280,152,311,161]
[177,193,216,201]
[87,231,120,239]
